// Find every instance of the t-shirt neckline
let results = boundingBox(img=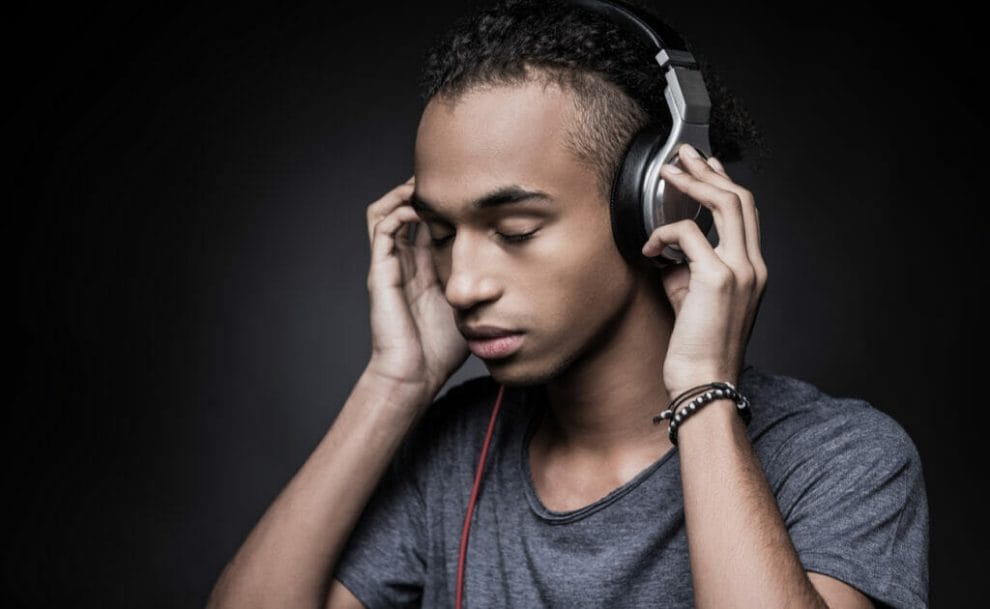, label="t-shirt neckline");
[518,383,679,524]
